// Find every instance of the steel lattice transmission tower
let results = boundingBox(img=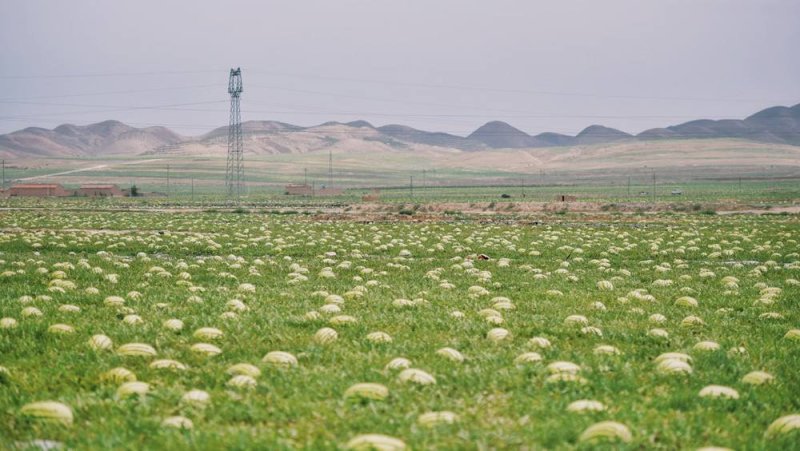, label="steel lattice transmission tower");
[225,68,244,201]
